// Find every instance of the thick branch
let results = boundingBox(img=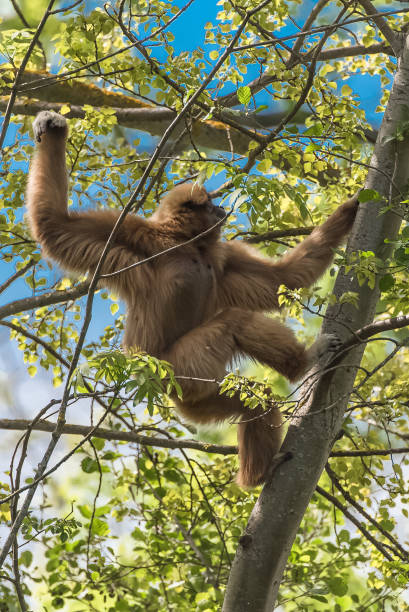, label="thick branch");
[1,419,408,458]
[0,419,236,455]
[2,69,150,109]
[0,98,340,185]
[350,314,409,345]
[244,227,314,243]
[0,282,89,321]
